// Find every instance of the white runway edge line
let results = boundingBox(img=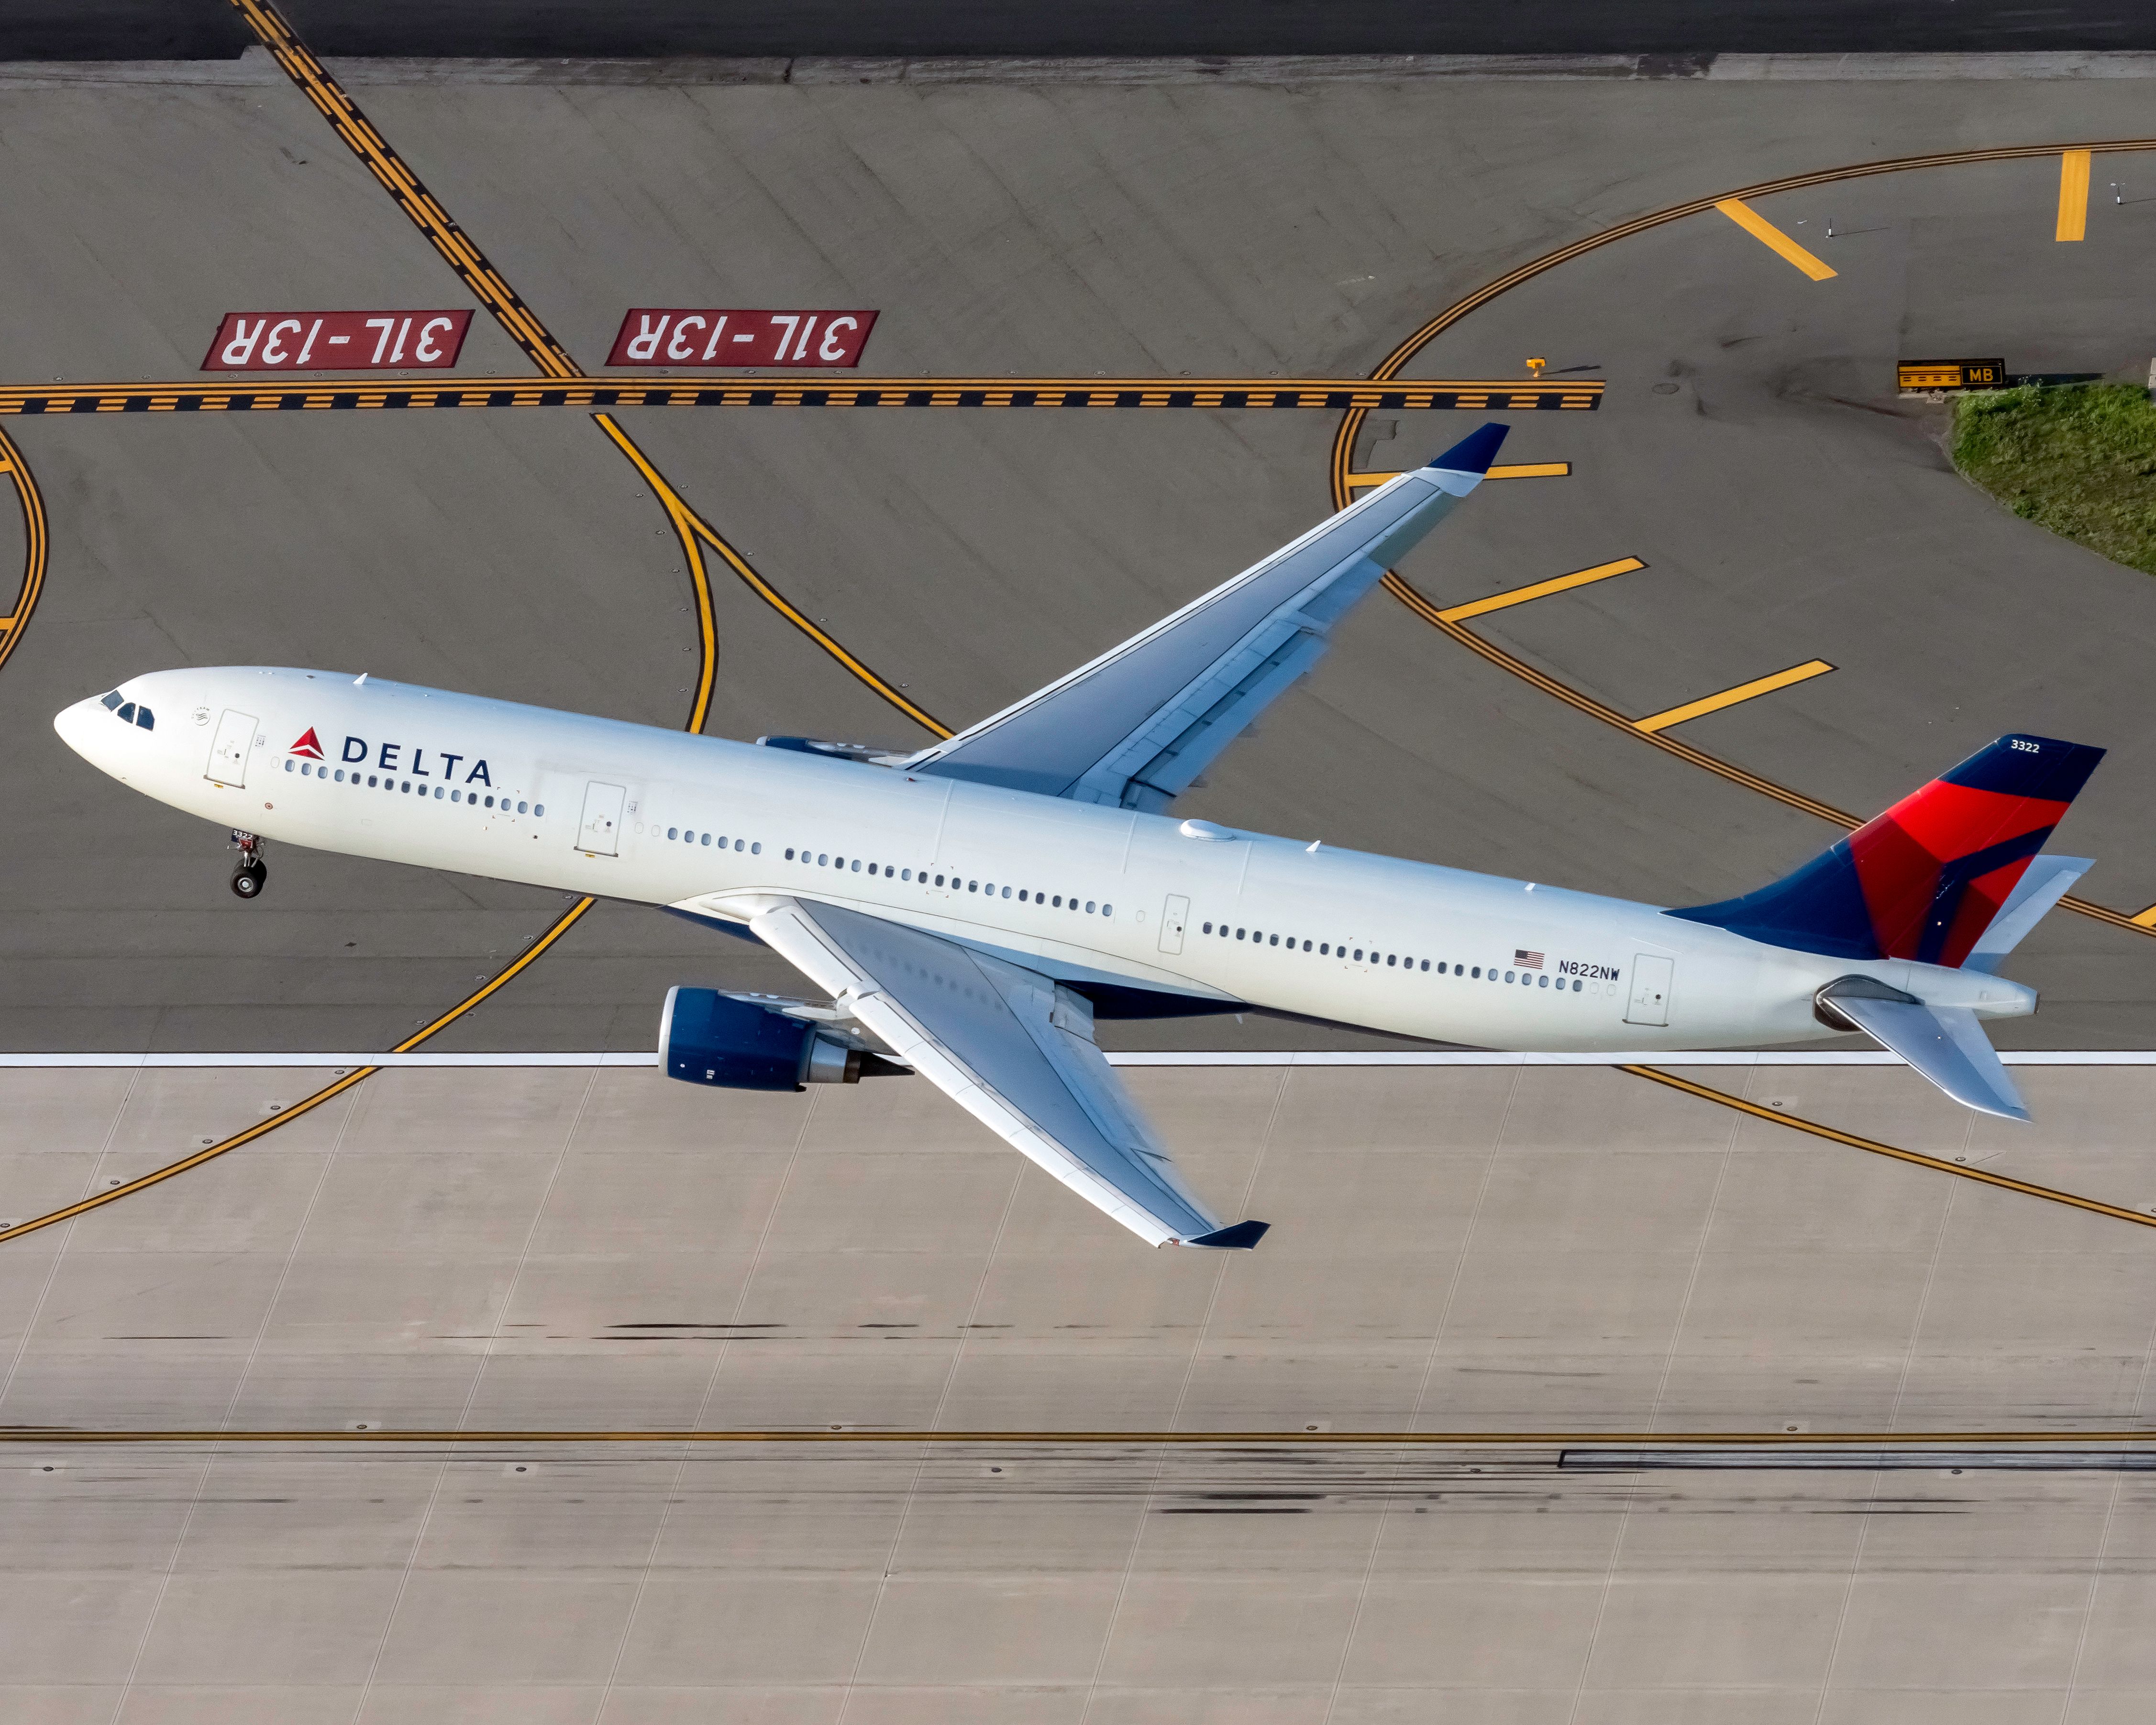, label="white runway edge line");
[5,1051,2156,1069]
